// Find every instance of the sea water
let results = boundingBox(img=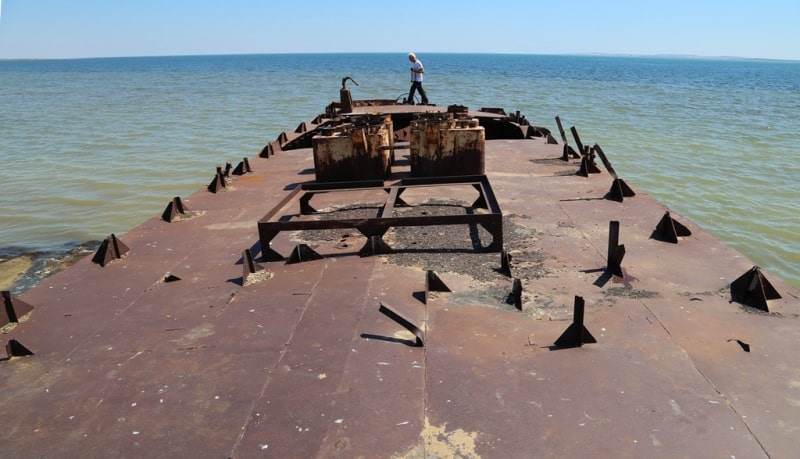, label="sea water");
[1,53,798,291]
